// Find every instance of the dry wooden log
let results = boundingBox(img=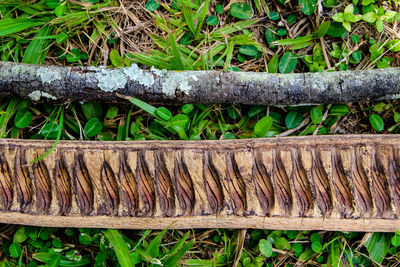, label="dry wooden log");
[1,61,400,105]
[1,135,400,231]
